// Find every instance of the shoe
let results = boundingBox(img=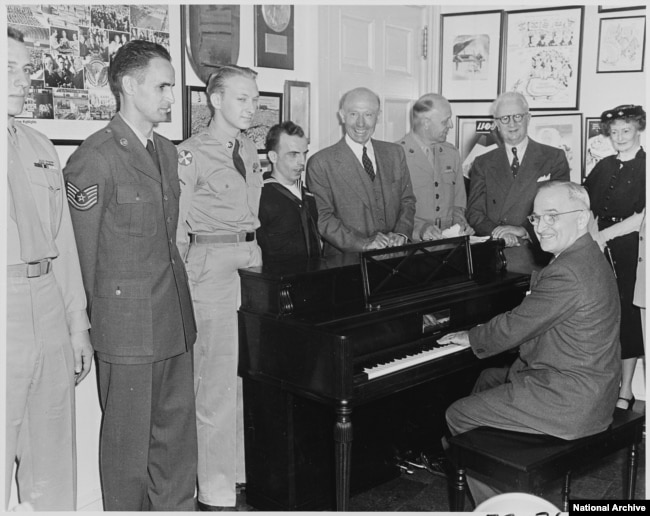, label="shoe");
[235,483,246,495]
[616,396,635,411]
[420,452,452,480]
